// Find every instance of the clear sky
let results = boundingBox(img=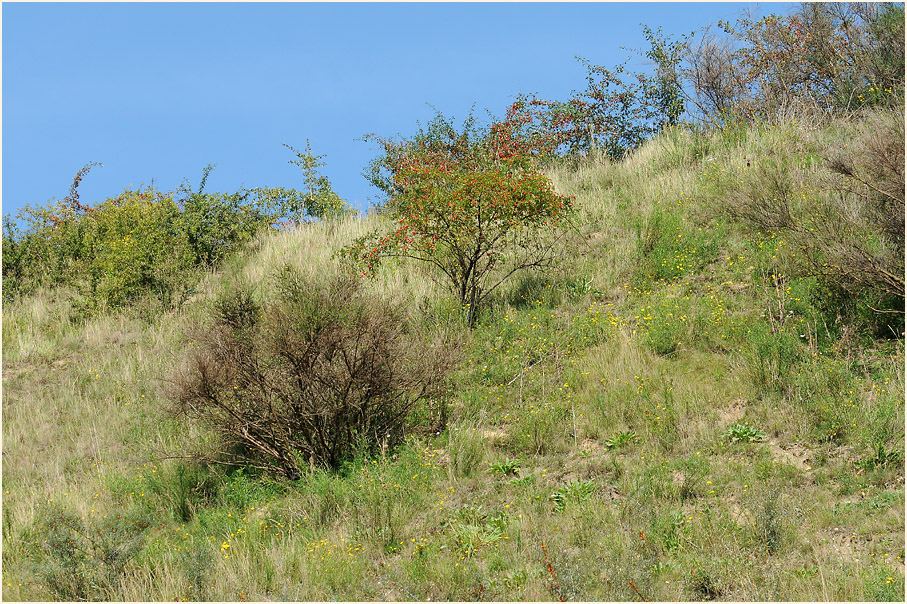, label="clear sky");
[2,2,795,217]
